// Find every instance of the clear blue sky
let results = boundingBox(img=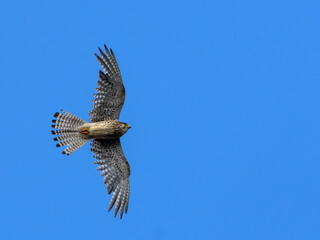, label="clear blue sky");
[0,0,319,239]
